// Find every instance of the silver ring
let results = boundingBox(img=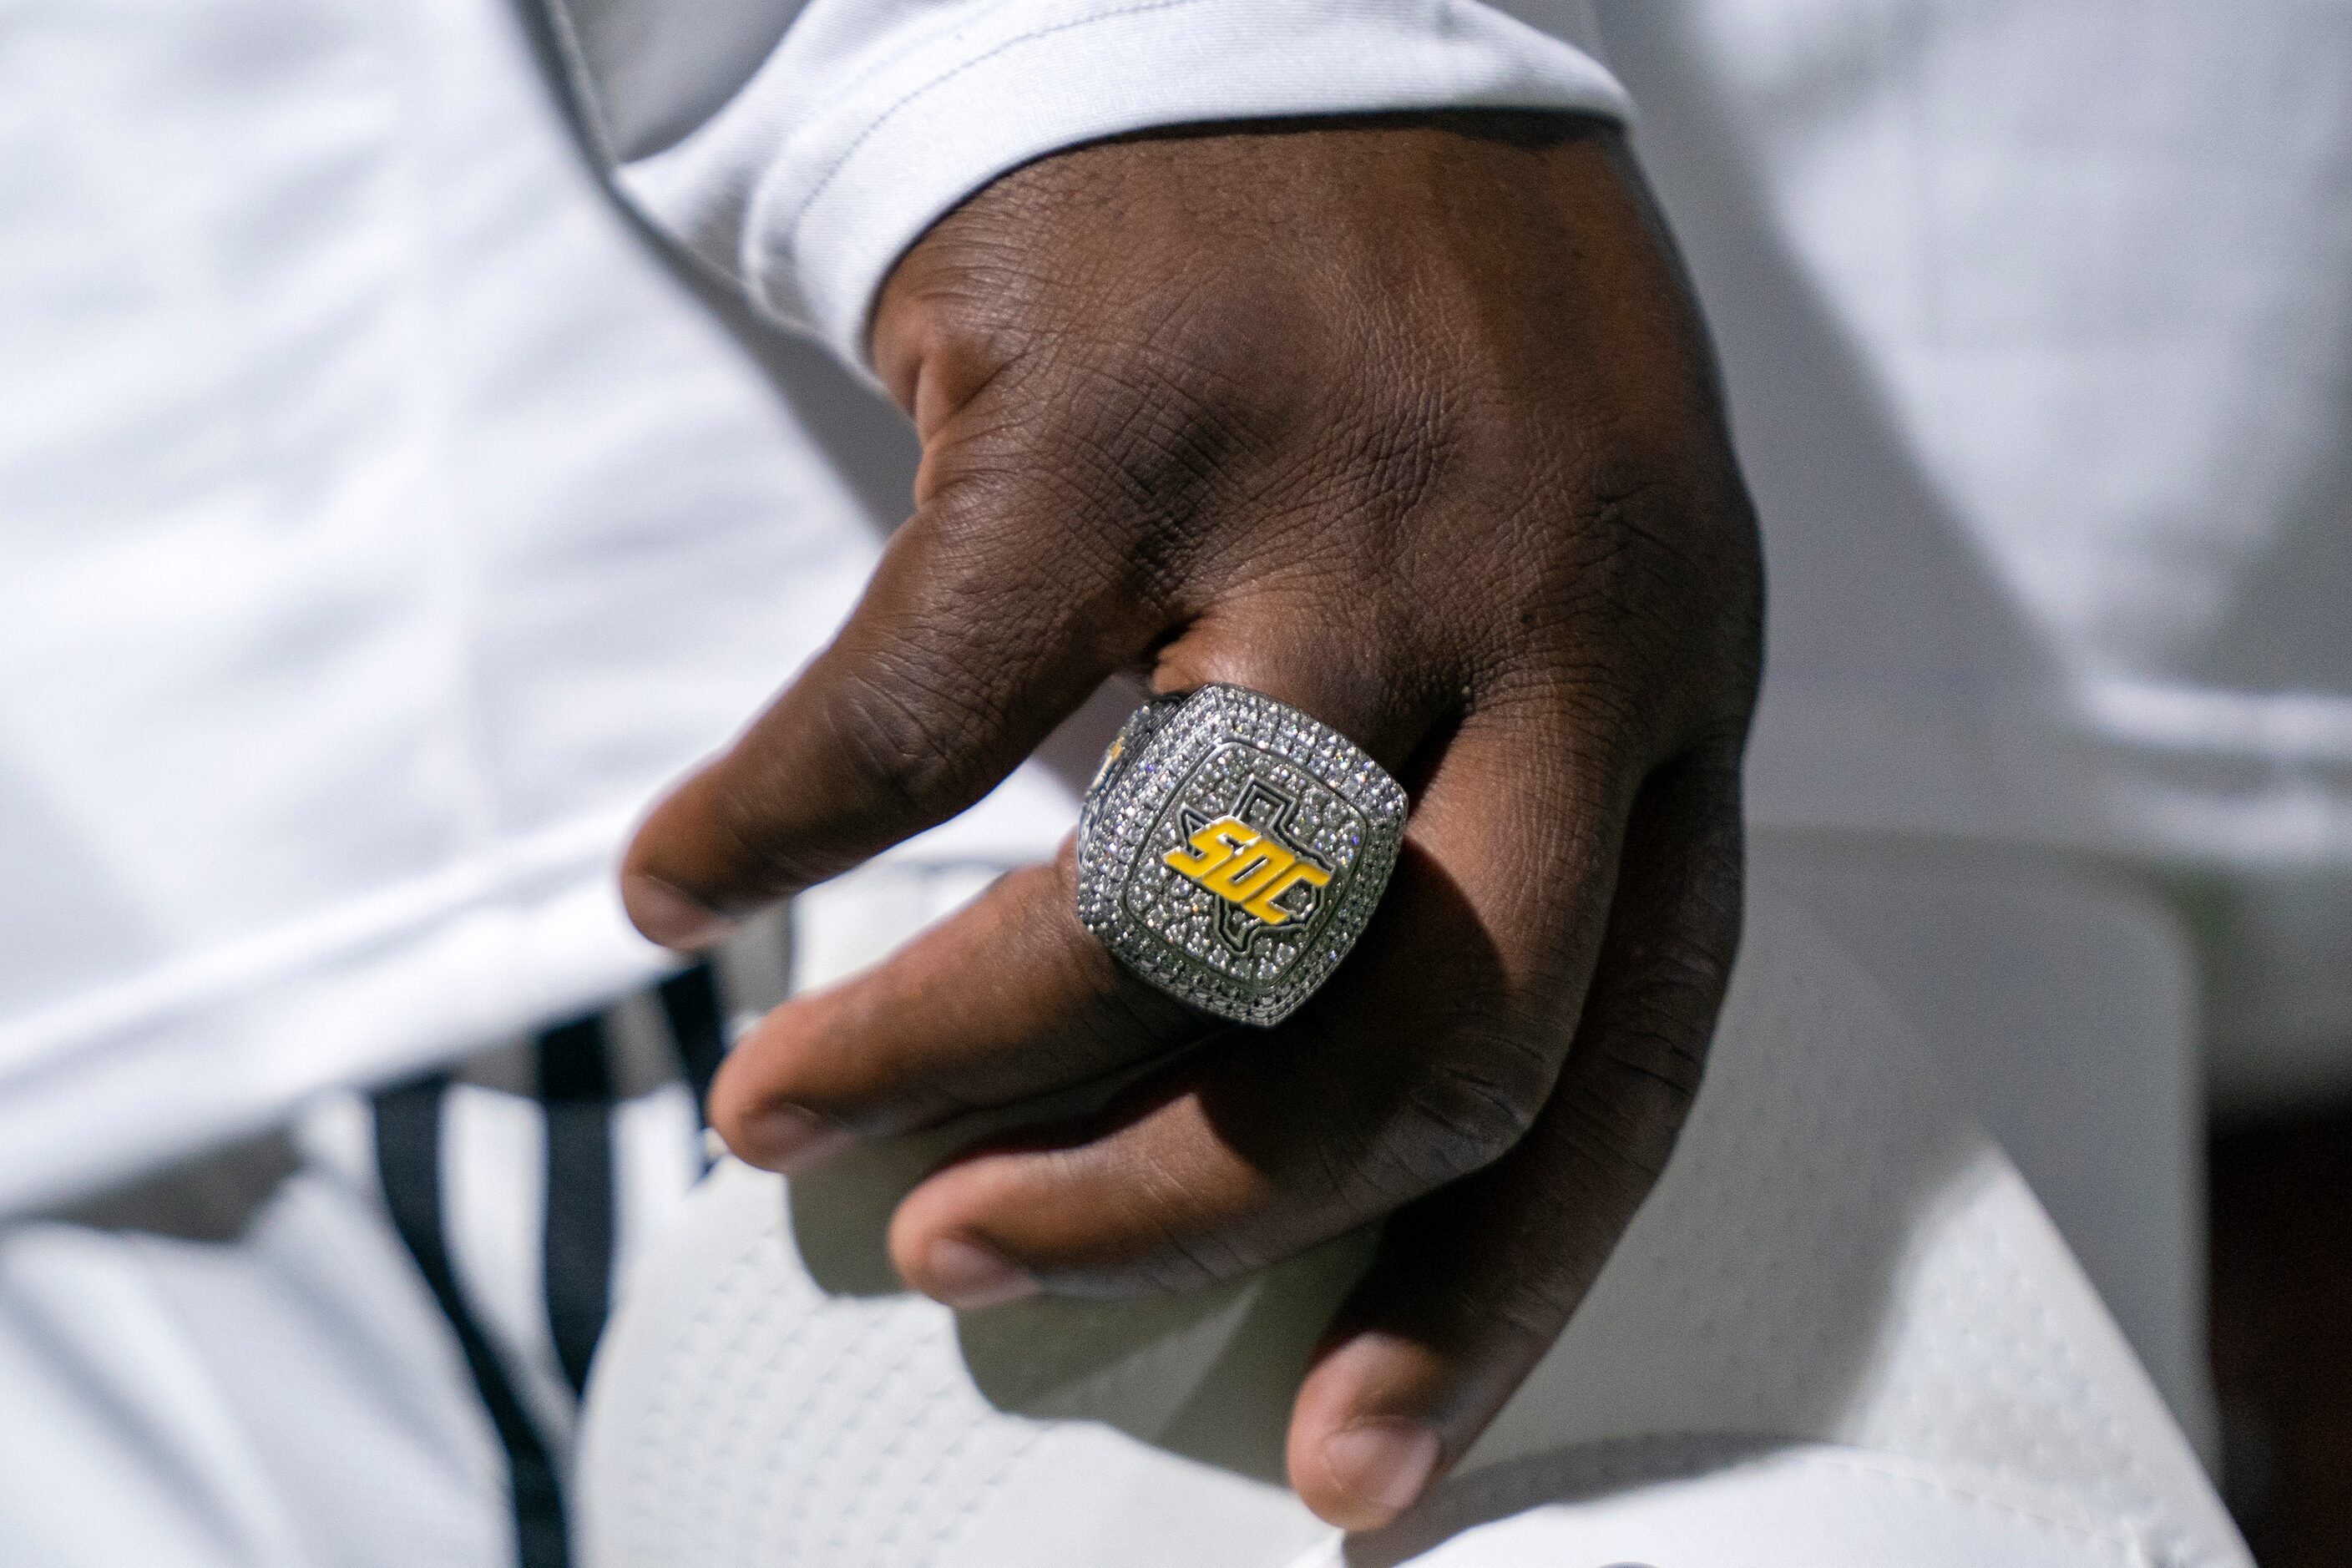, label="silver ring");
[1076,684,1409,1026]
